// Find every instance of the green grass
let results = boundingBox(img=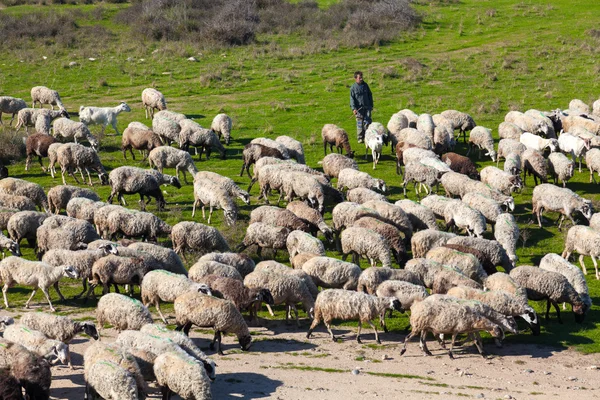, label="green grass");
[1,0,600,352]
